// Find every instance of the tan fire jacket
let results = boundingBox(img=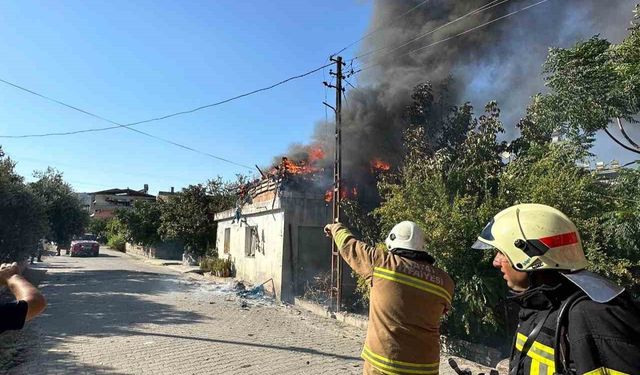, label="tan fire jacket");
[330,224,455,375]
